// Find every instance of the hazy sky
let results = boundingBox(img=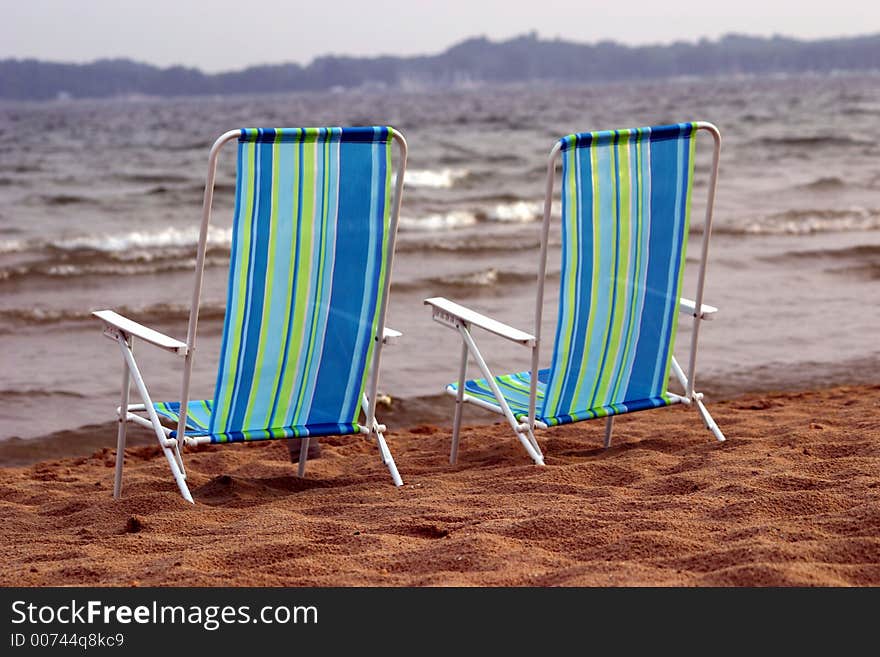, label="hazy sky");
[1,1,877,71]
